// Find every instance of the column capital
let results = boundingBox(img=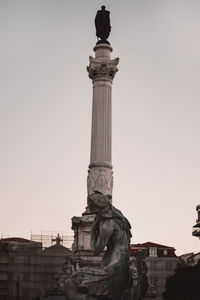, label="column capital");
[87,56,119,81]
